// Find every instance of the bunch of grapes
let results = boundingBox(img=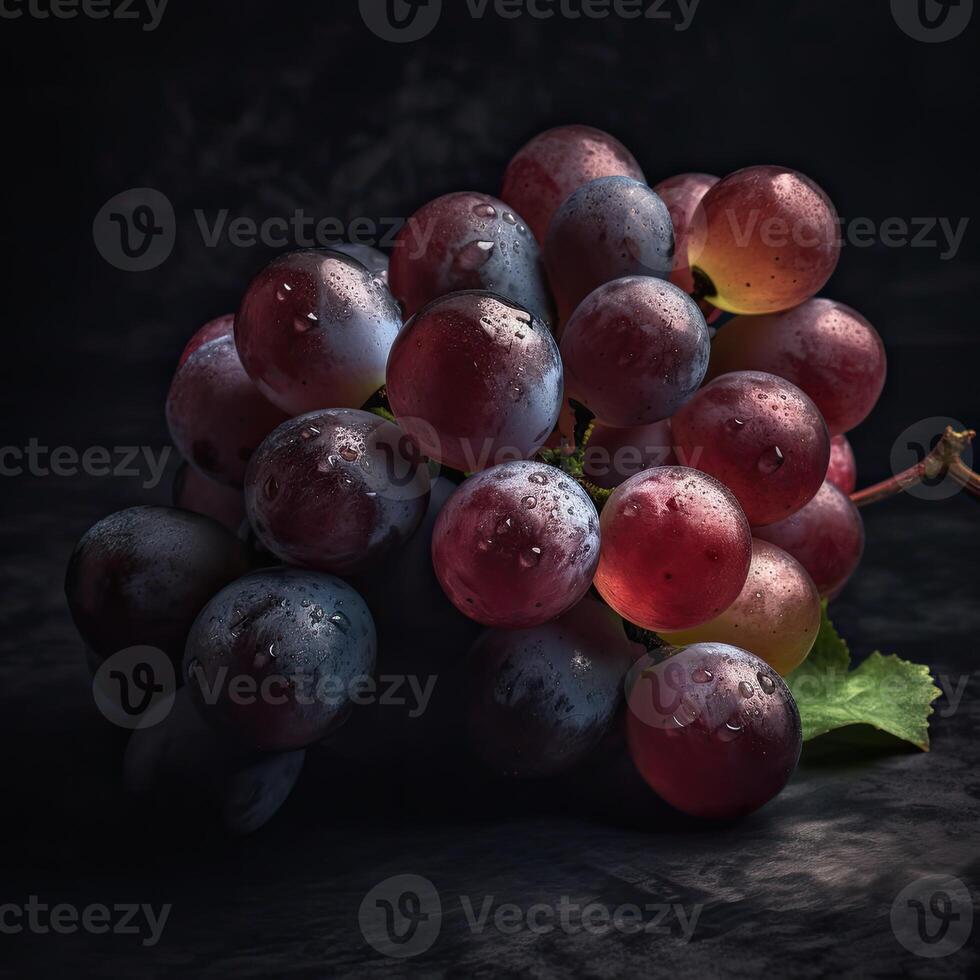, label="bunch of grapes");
[67,124,893,831]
